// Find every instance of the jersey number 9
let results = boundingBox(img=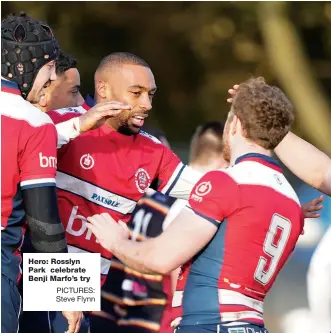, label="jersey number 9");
[254,214,291,285]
